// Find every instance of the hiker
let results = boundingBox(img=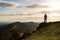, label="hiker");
[44,14,47,23]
